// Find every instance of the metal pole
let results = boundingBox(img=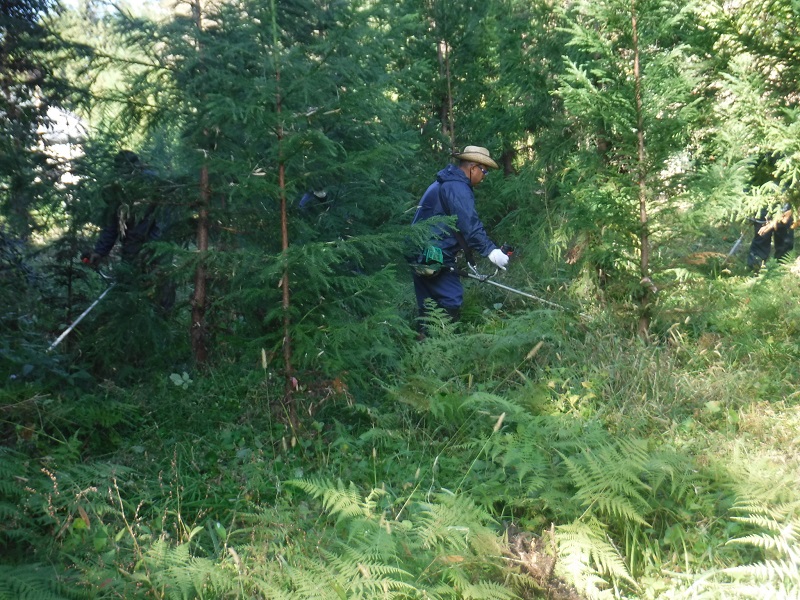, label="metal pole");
[47,283,115,353]
[724,232,745,262]
[719,230,748,267]
[464,272,568,311]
